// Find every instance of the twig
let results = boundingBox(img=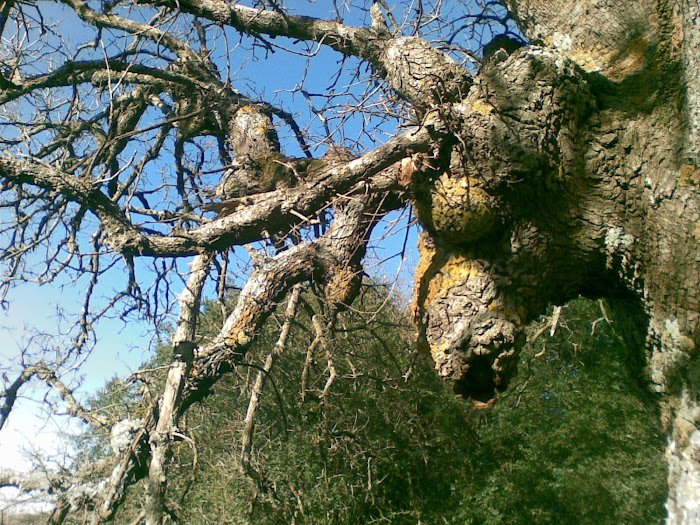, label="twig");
[549,305,562,337]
